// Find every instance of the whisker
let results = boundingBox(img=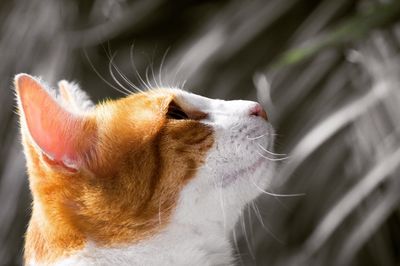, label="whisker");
[232,228,245,266]
[108,53,136,95]
[148,46,161,89]
[104,44,141,93]
[107,52,143,94]
[114,68,142,93]
[256,151,290,161]
[140,51,157,90]
[83,49,128,96]
[211,173,228,235]
[150,57,160,89]
[105,43,129,92]
[257,143,288,157]
[130,44,152,91]
[251,179,305,197]
[247,206,257,260]
[218,180,227,233]
[108,52,143,93]
[246,132,279,140]
[246,133,268,140]
[145,65,154,90]
[251,202,262,225]
[171,60,186,89]
[181,79,188,90]
[247,206,254,244]
[159,47,170,88]
[240,213,255,259]
[251,202,284,243]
